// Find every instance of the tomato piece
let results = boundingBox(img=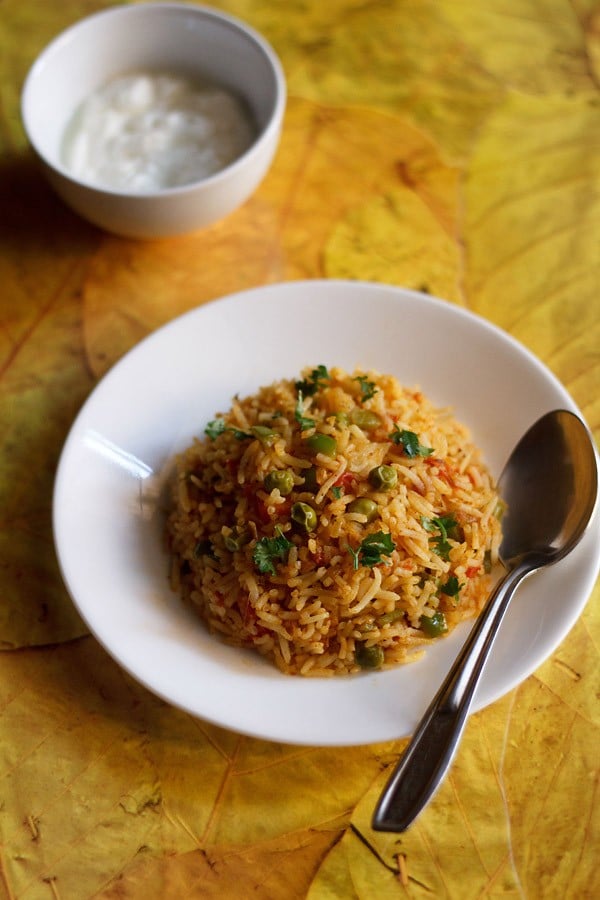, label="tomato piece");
[310,543,325,566]
[334,471,356,489]
[425,456,455,485]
